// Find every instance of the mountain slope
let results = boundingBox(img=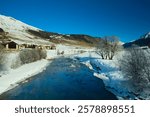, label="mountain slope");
[0,14,100,47]
[27,29,101,47]
[0,14,53,45]
[123,32,150,48]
